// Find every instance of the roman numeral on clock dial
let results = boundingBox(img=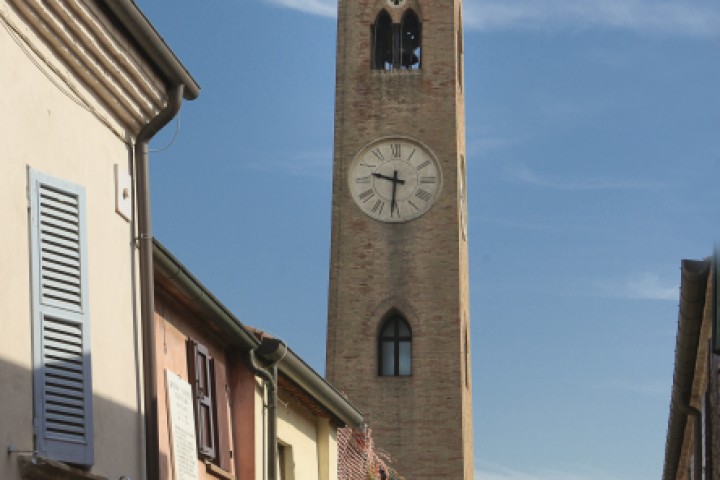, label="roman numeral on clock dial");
[359,189,375,202]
